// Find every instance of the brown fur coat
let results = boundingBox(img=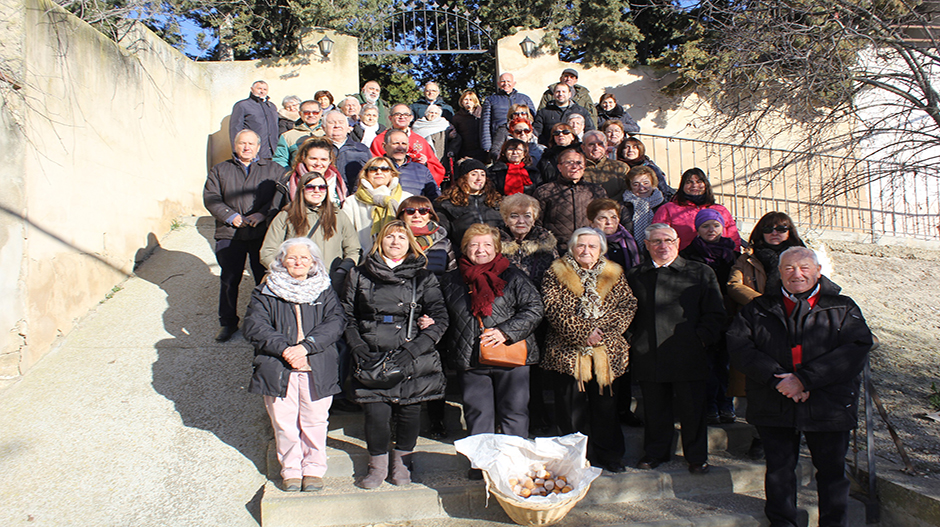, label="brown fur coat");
[540,257,637,390]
